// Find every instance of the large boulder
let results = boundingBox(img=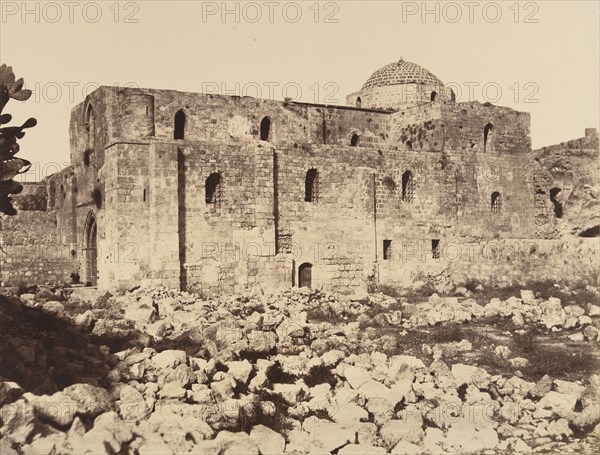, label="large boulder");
[62,384,111,418]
